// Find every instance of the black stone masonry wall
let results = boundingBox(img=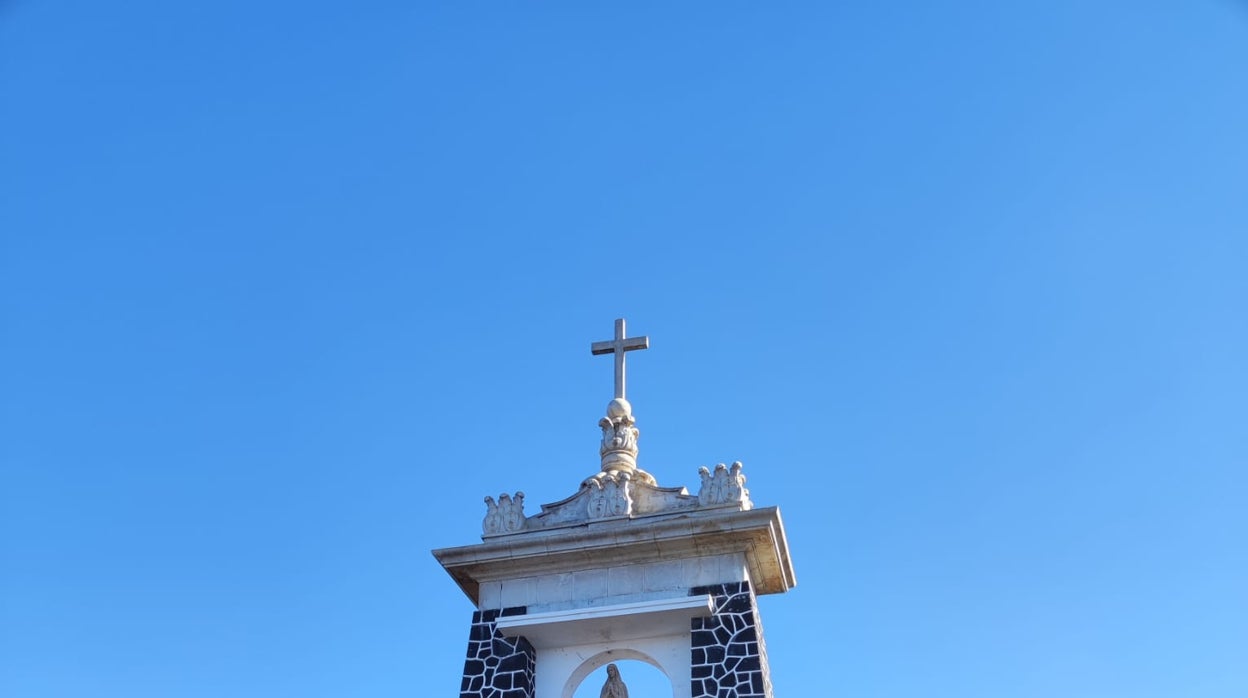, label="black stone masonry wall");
[459,607,535,698]
[689,582,774,698]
